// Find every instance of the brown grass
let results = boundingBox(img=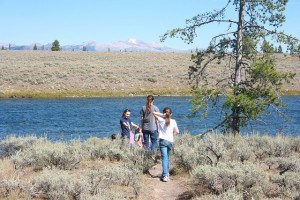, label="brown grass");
[0,158,16,180]
[0,51,299,98]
